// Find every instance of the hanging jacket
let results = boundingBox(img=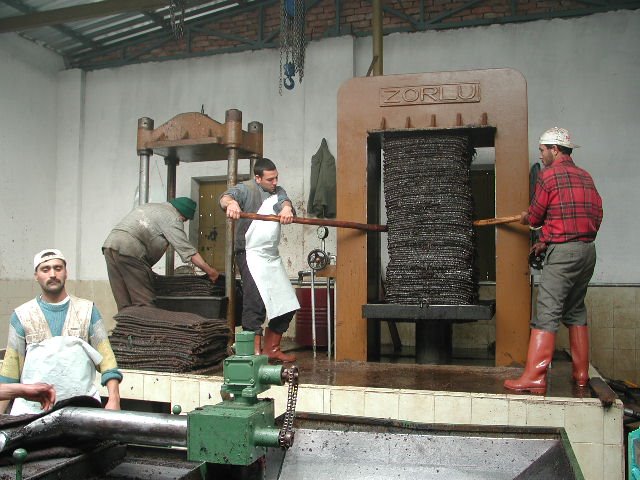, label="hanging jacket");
[308,138,337,218]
